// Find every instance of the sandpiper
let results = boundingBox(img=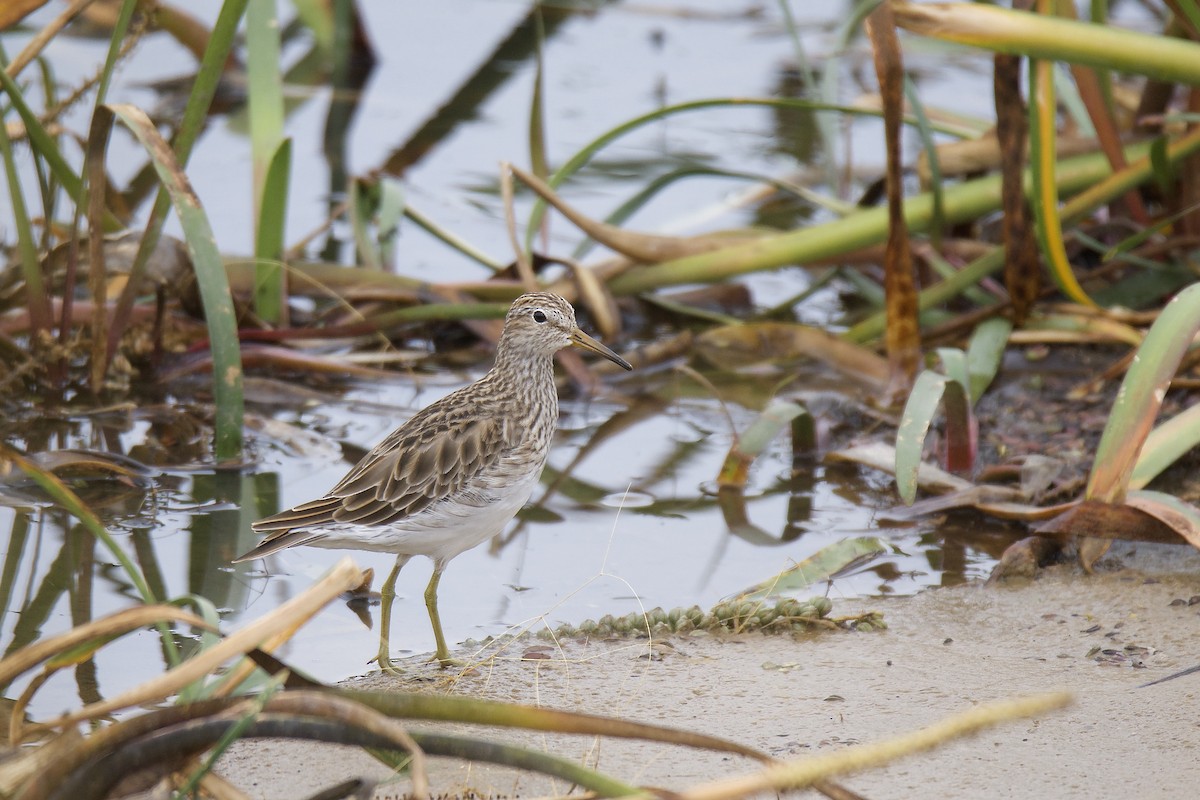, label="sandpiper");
[234,292,632,671]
